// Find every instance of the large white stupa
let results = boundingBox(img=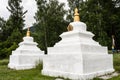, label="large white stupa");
[8,28,44,70]
[41,8,114,80]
